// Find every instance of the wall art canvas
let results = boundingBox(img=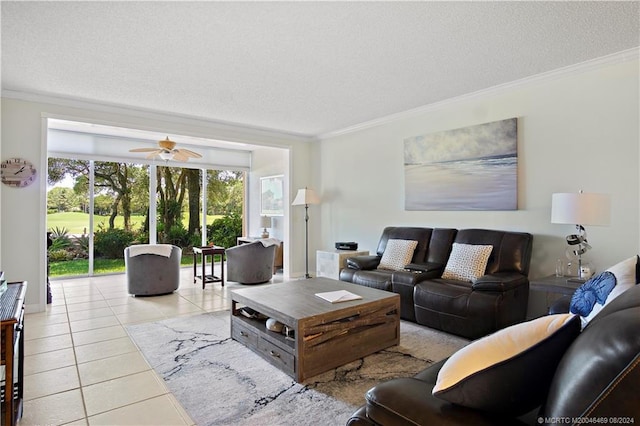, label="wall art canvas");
[404,118,517,211]
[260,175,284,216]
